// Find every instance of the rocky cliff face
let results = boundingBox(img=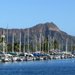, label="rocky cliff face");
[0,22,75,51]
